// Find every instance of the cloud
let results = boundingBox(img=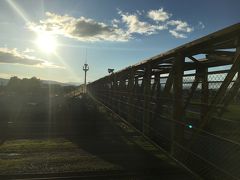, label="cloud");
[28,12,130,42]
[167,20,193,33]
[23,48,35,53]
[198,21,205,29]
[118,10,167,35]
[119,10,194,38]
[148,8,171,22]
[166,20,193,38]
[0,72,12,79]
[120,12,156,35]
[169,30,186,38]
[136,10,144,16]
[0,48,62,68]
[111,19,120,28]
[28,9,197,41]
